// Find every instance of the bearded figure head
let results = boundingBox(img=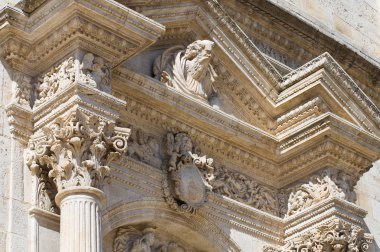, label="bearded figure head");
[153,40,217,101]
